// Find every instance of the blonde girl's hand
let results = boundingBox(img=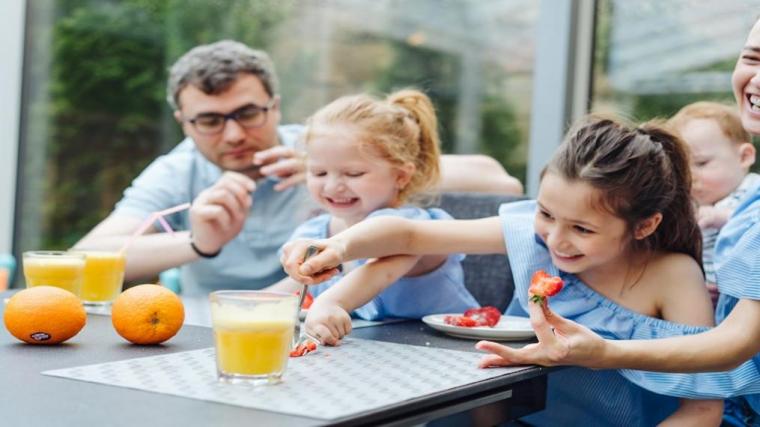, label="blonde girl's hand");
[280,239,345,284]
[304,302,352,346]
[475,300,607,368]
